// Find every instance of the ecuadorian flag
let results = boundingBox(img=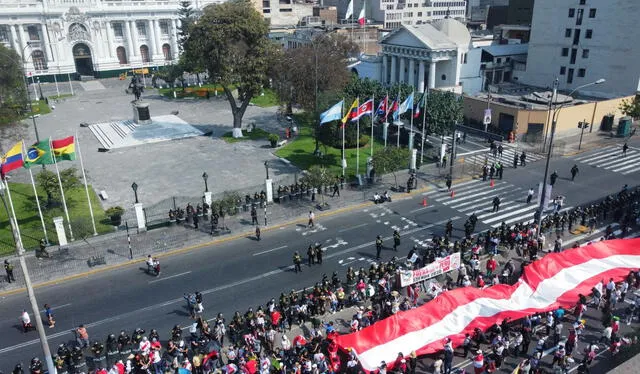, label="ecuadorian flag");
[1,142,24,177]
[51,136,76,161]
